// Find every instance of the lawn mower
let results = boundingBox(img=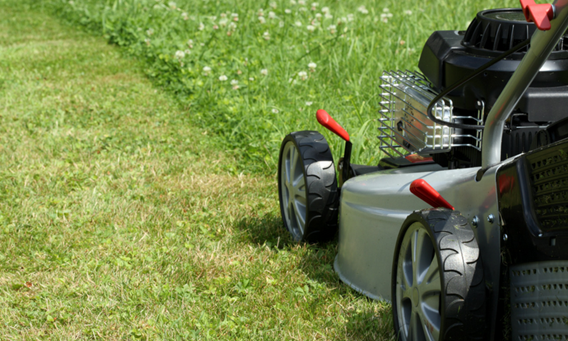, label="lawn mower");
[277,0,568,340]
